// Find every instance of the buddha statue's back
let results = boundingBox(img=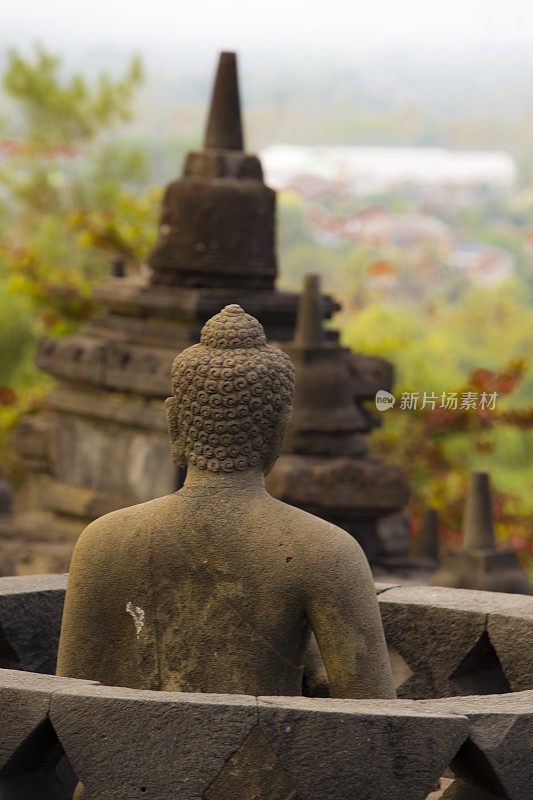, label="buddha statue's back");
[57,305,395,700]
